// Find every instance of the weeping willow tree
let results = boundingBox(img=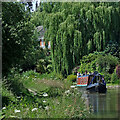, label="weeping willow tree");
[31,2,120,76]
